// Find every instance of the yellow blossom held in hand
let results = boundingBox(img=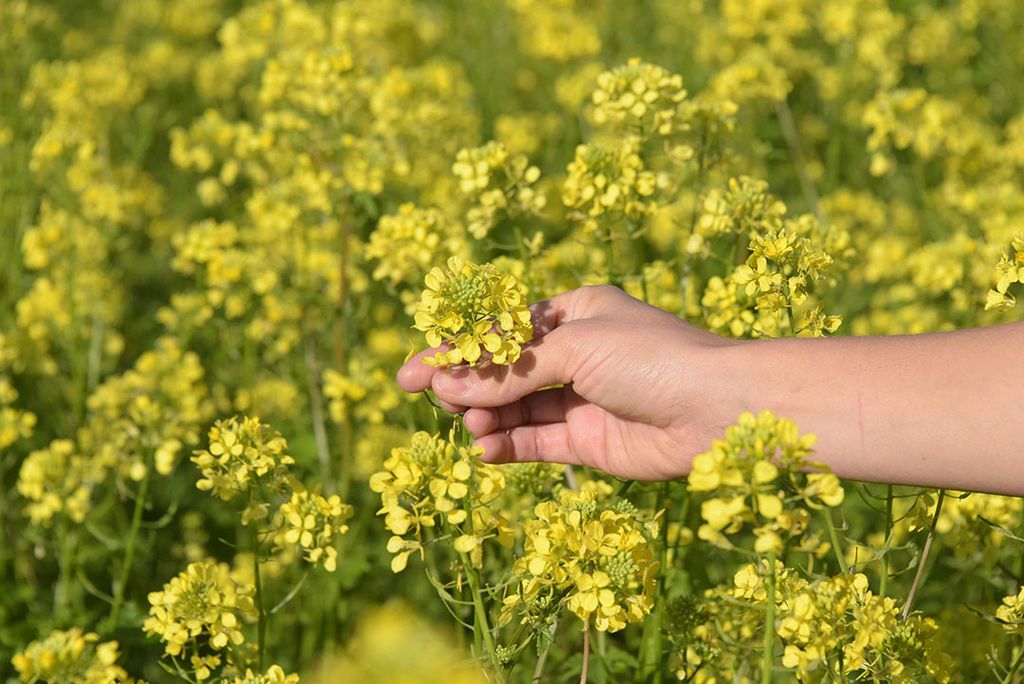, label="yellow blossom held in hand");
[413,256,533,367]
